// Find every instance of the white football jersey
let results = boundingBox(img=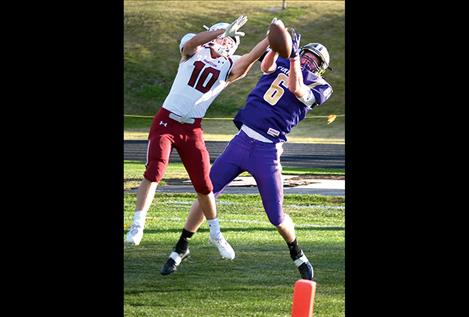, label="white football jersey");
[162,33,240,118]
